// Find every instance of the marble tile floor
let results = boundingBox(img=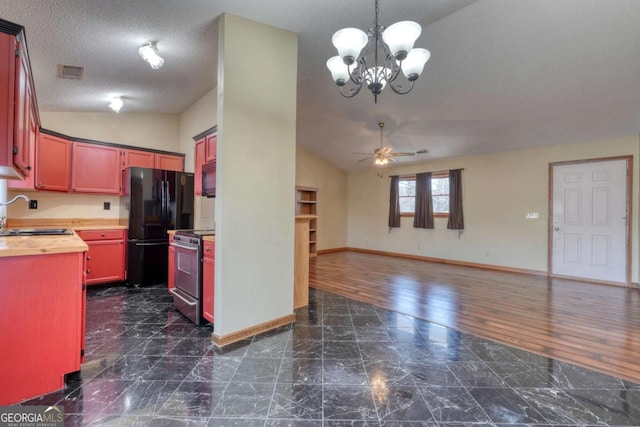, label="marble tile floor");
[20,284,640,426]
